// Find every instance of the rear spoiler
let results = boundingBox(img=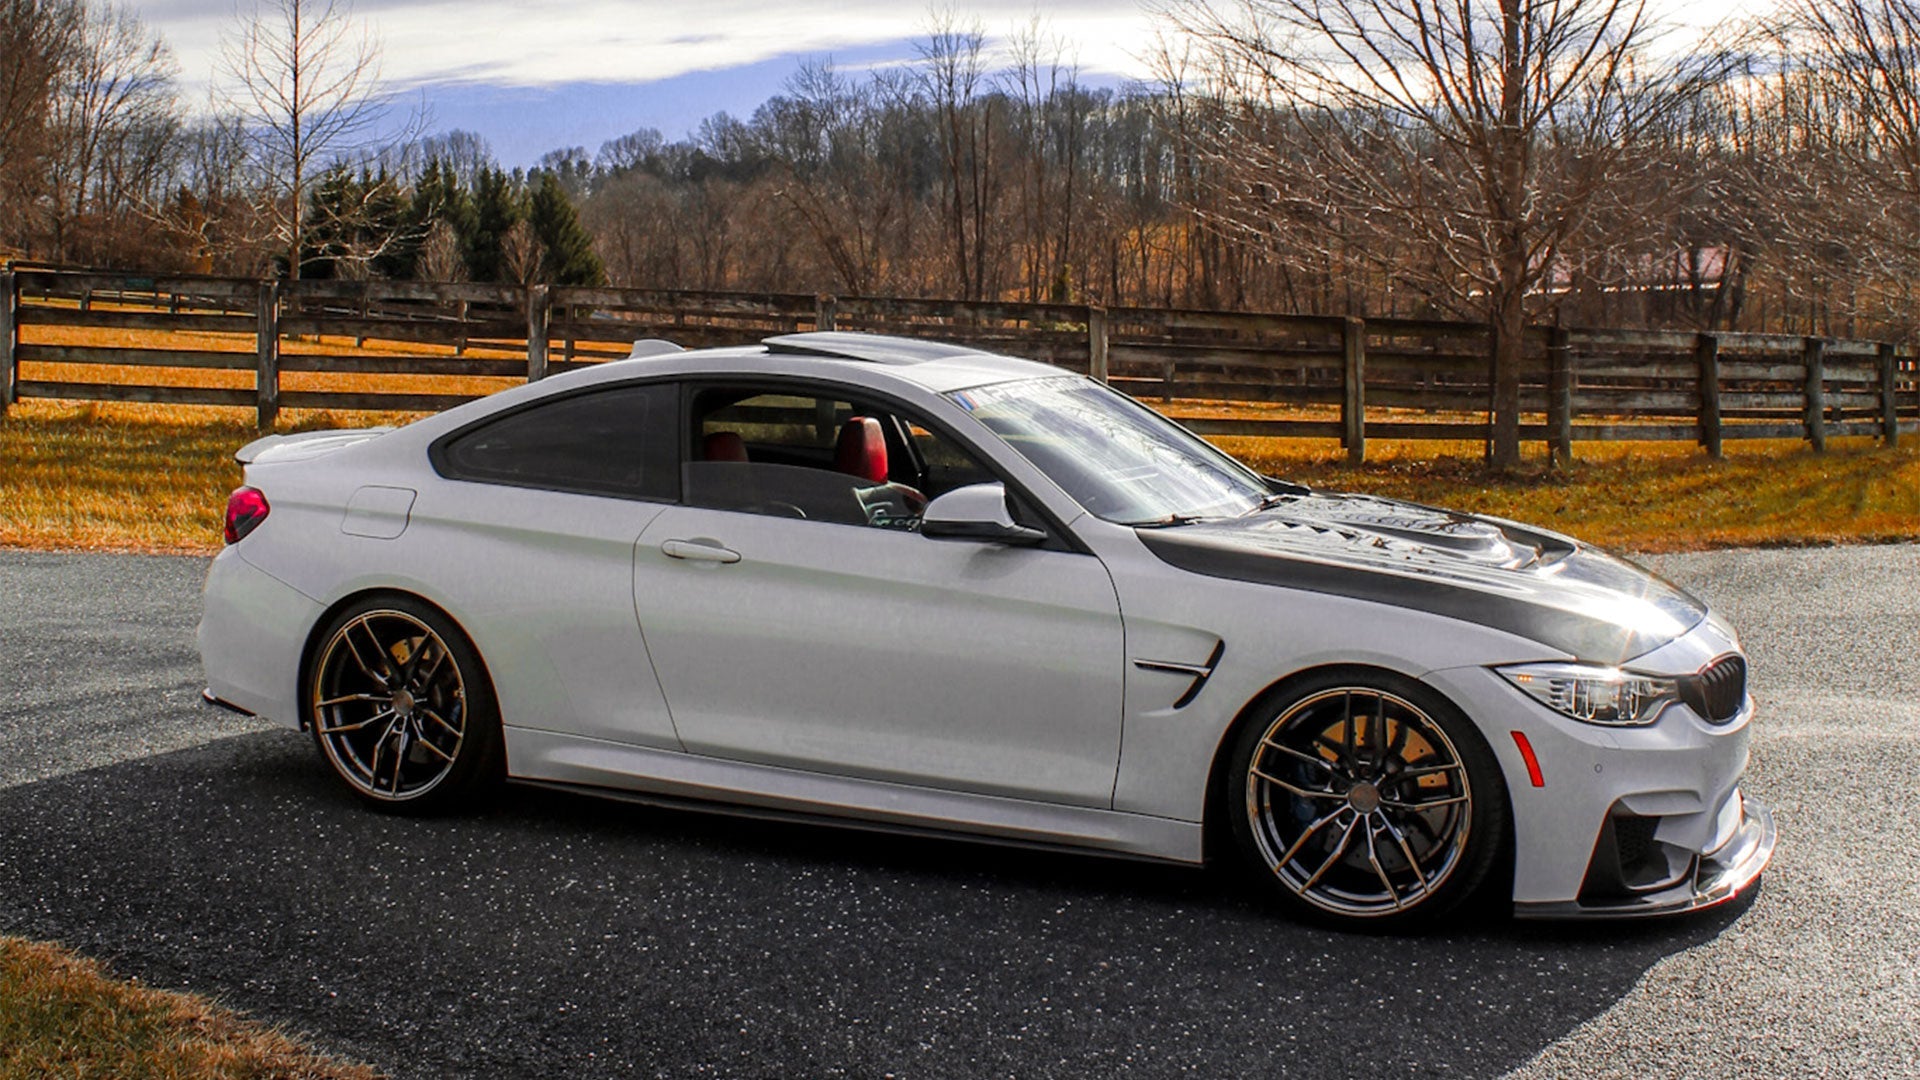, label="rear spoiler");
[235,427,394,465]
